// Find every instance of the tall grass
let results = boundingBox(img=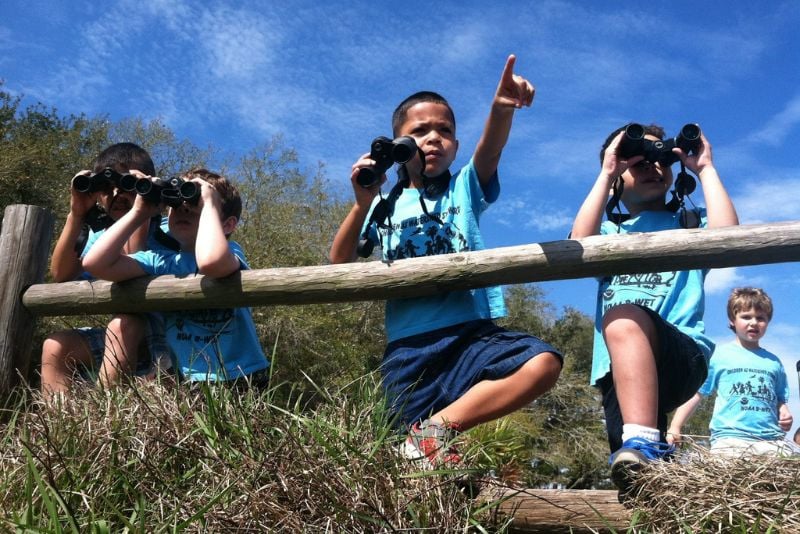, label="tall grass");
[0,375,498,532]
